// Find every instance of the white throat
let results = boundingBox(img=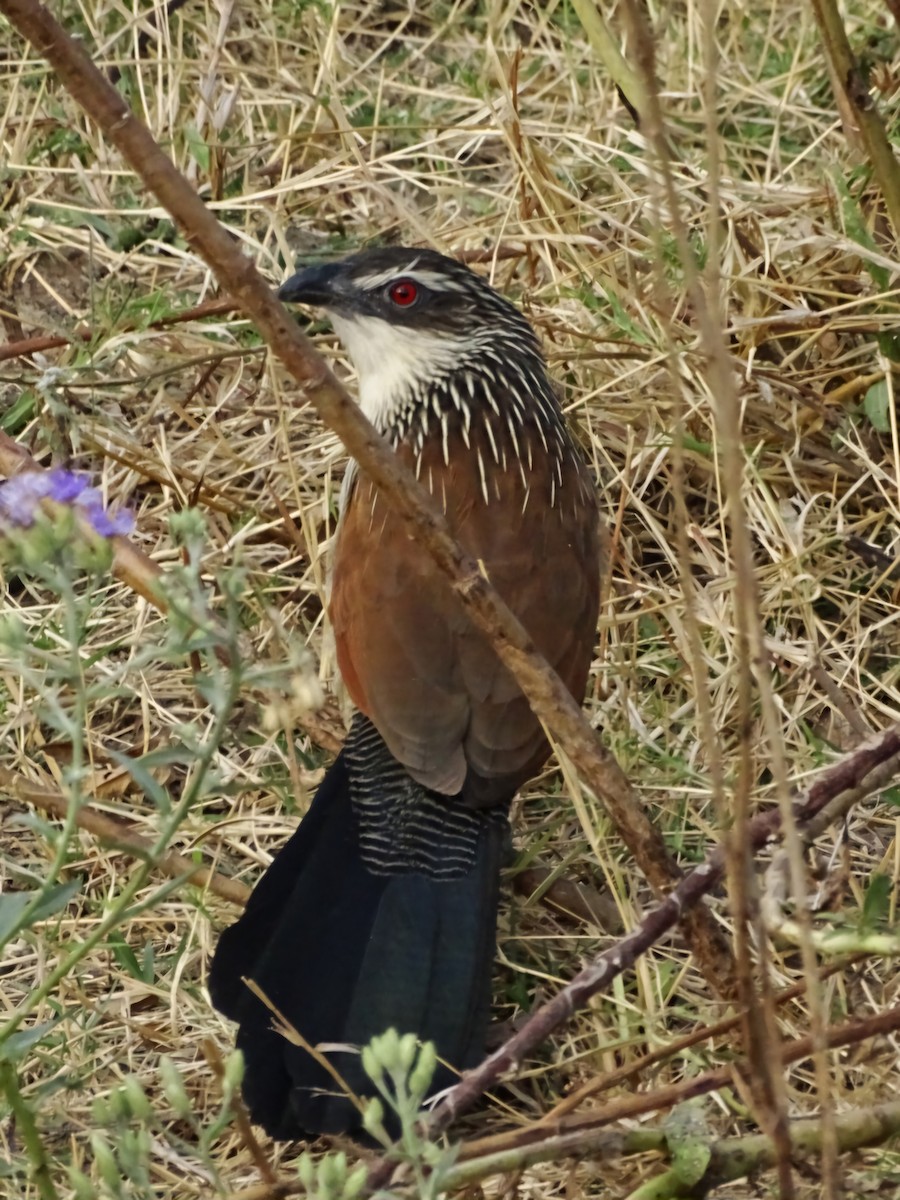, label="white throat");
[329,312,469,430]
